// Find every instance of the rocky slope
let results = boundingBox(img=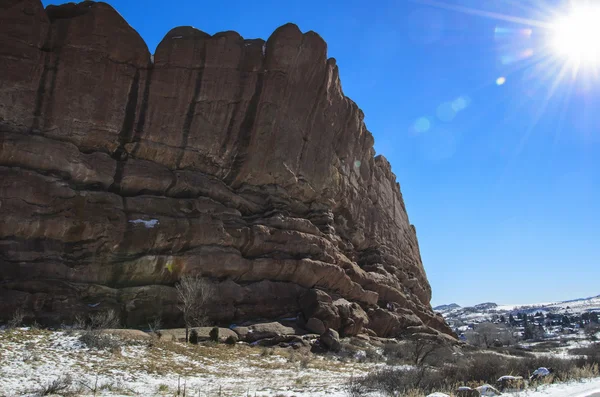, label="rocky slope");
[0,0,453,339]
